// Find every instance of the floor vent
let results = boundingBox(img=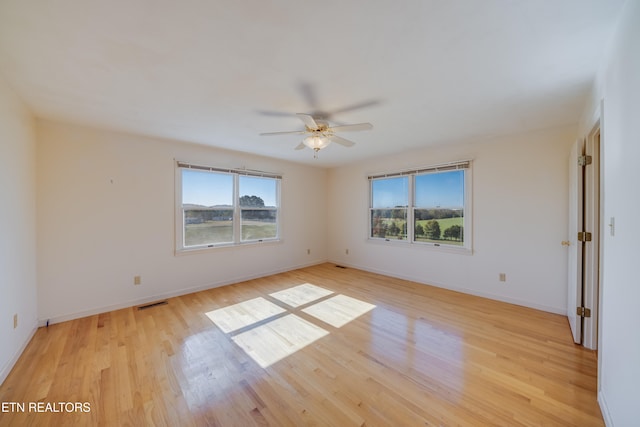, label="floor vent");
[335,265,347,269]
[137,300,168,310]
